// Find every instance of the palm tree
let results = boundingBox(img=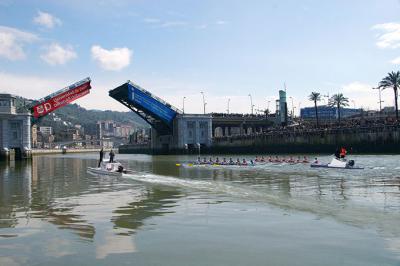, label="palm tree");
[379,71,400,121]
[329,93,349,124]
[308,92,321,127]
